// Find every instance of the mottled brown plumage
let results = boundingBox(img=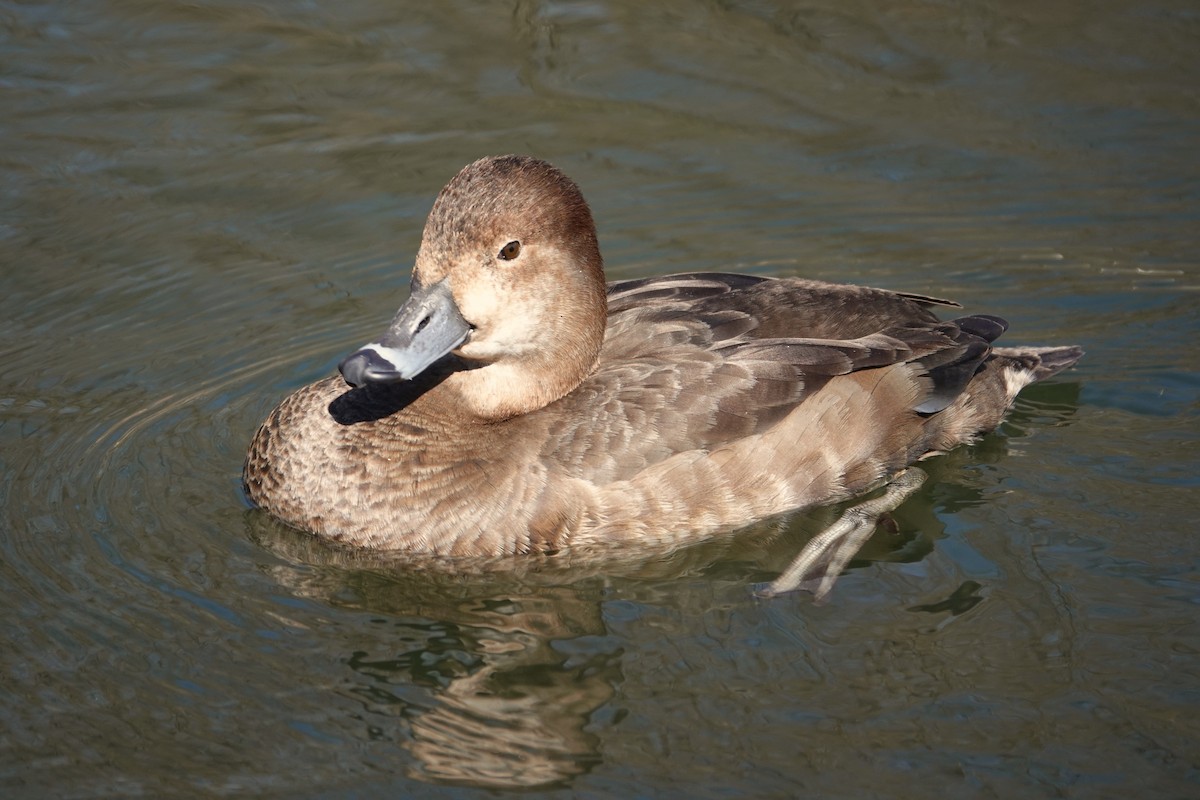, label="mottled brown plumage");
[244,155,1082,568]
